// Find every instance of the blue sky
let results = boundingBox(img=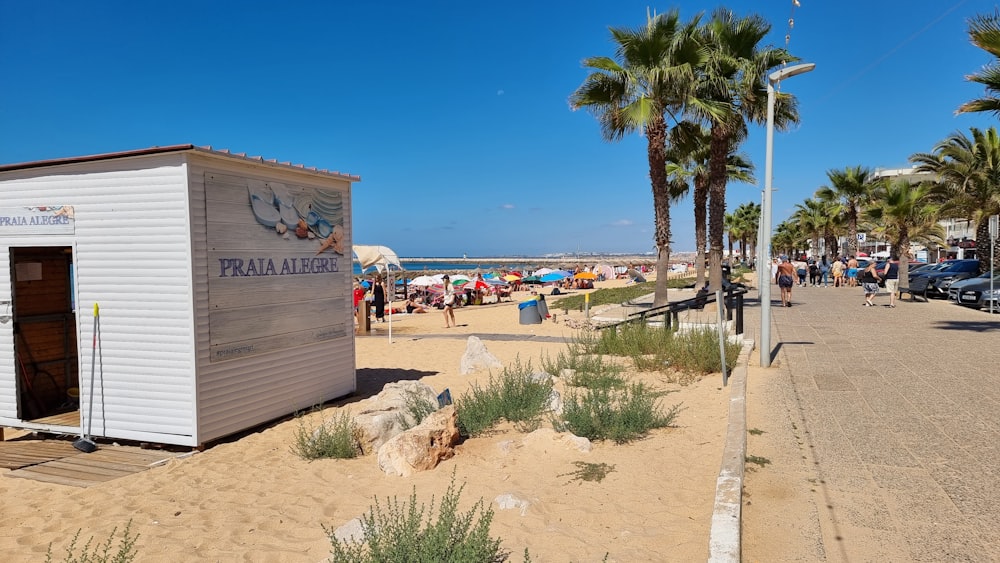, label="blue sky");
[1,1,997,257]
